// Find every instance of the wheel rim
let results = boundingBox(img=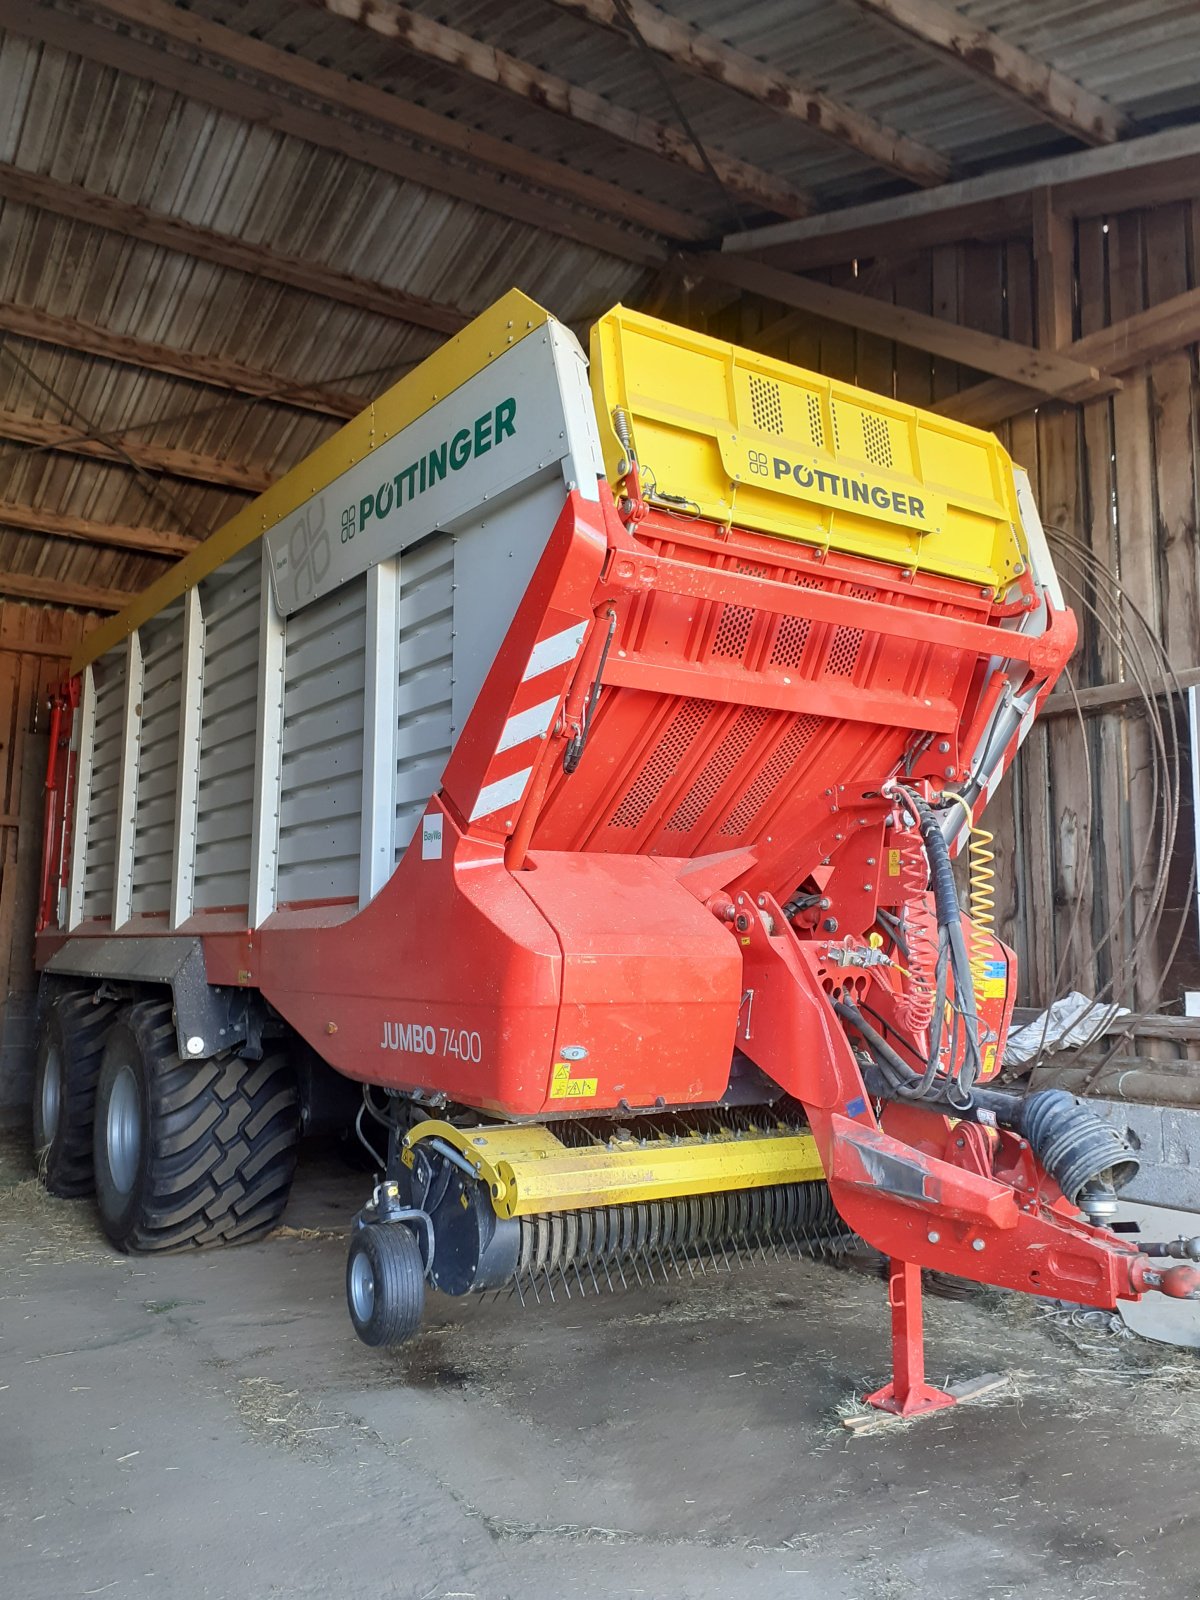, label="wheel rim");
[39,1046,63,1146]
[105,1063,142,1195]
[349,1245,376,1324]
